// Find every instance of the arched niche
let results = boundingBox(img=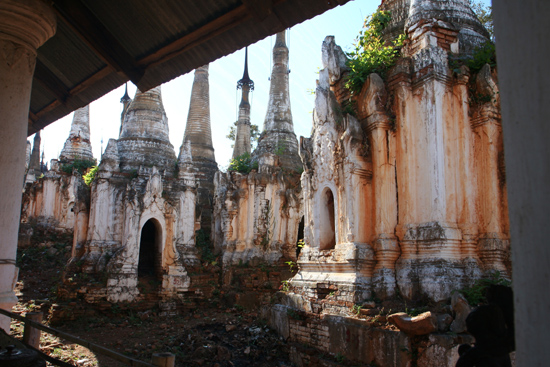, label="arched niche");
[296,216,305,258]
[138,218,163,280]
[319,187,336,250]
